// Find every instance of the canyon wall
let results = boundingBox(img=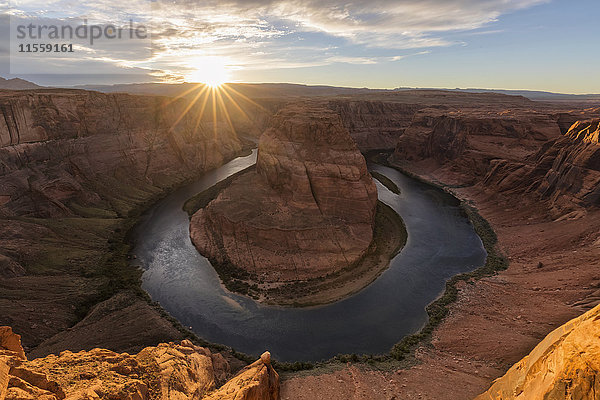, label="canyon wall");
[483,118,600,214]
[326,100,423,150]
[0,89,244,356]
[190,104,378,284]
[0,89,242,218]
[391,108,563,184]
[0,326,279,400]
